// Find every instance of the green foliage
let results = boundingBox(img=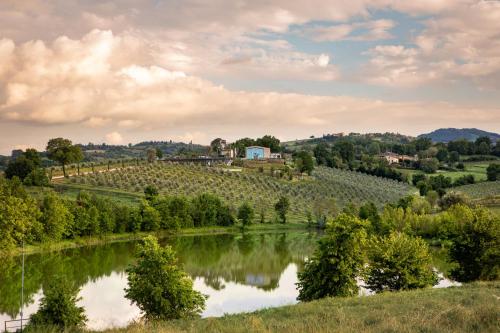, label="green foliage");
[237,202,254,228]
[449,207,500,282]
[297,214,368,301]
[255,135,281,153]
[294,151,314,175]
[274,196,290,224]
[418,158,439,173]
[0,178,42,251]
[28,276,87,330]
[46,138,83,177]
[486,163,500,181]
[364,232,438,292]
[144,185,159,201]
[40,193,73,241]
[438,191,470,210]
[125,236,206,320]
